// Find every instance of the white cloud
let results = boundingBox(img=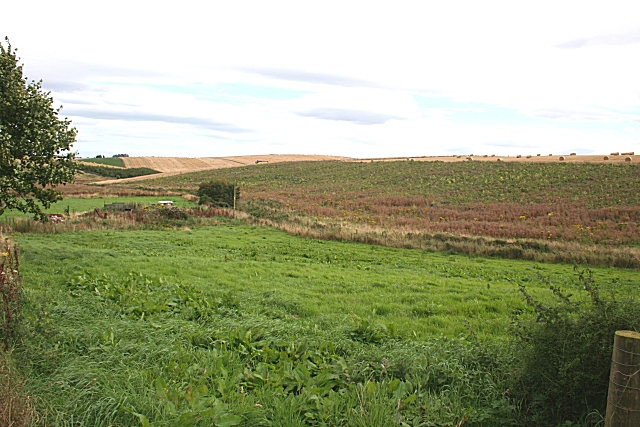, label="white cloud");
[2,1,639,157]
